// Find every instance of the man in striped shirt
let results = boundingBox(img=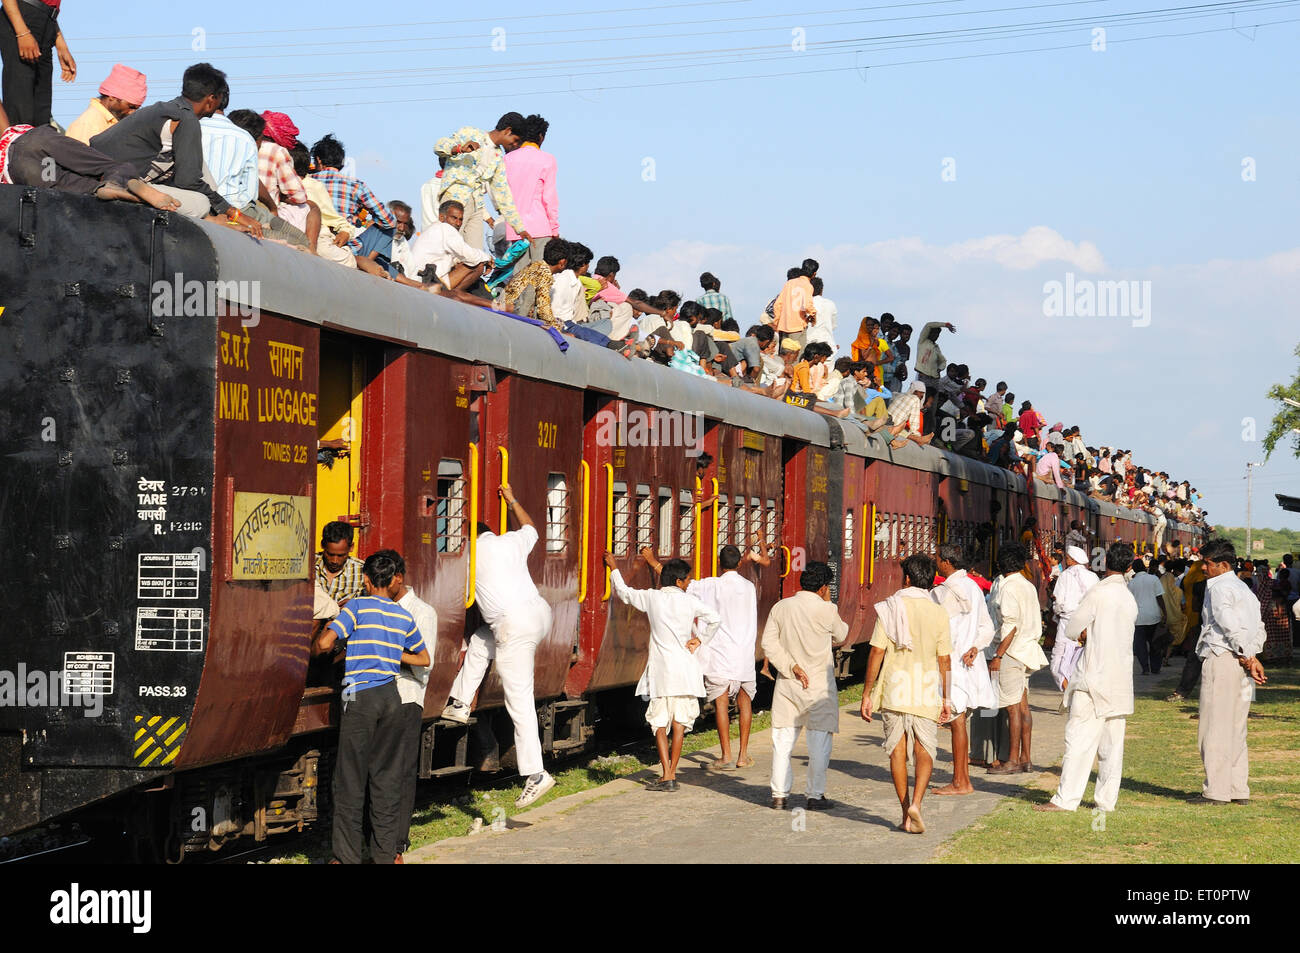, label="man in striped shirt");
[316,551,429,865]
[309,132,399,275]
[696,272,734,324]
